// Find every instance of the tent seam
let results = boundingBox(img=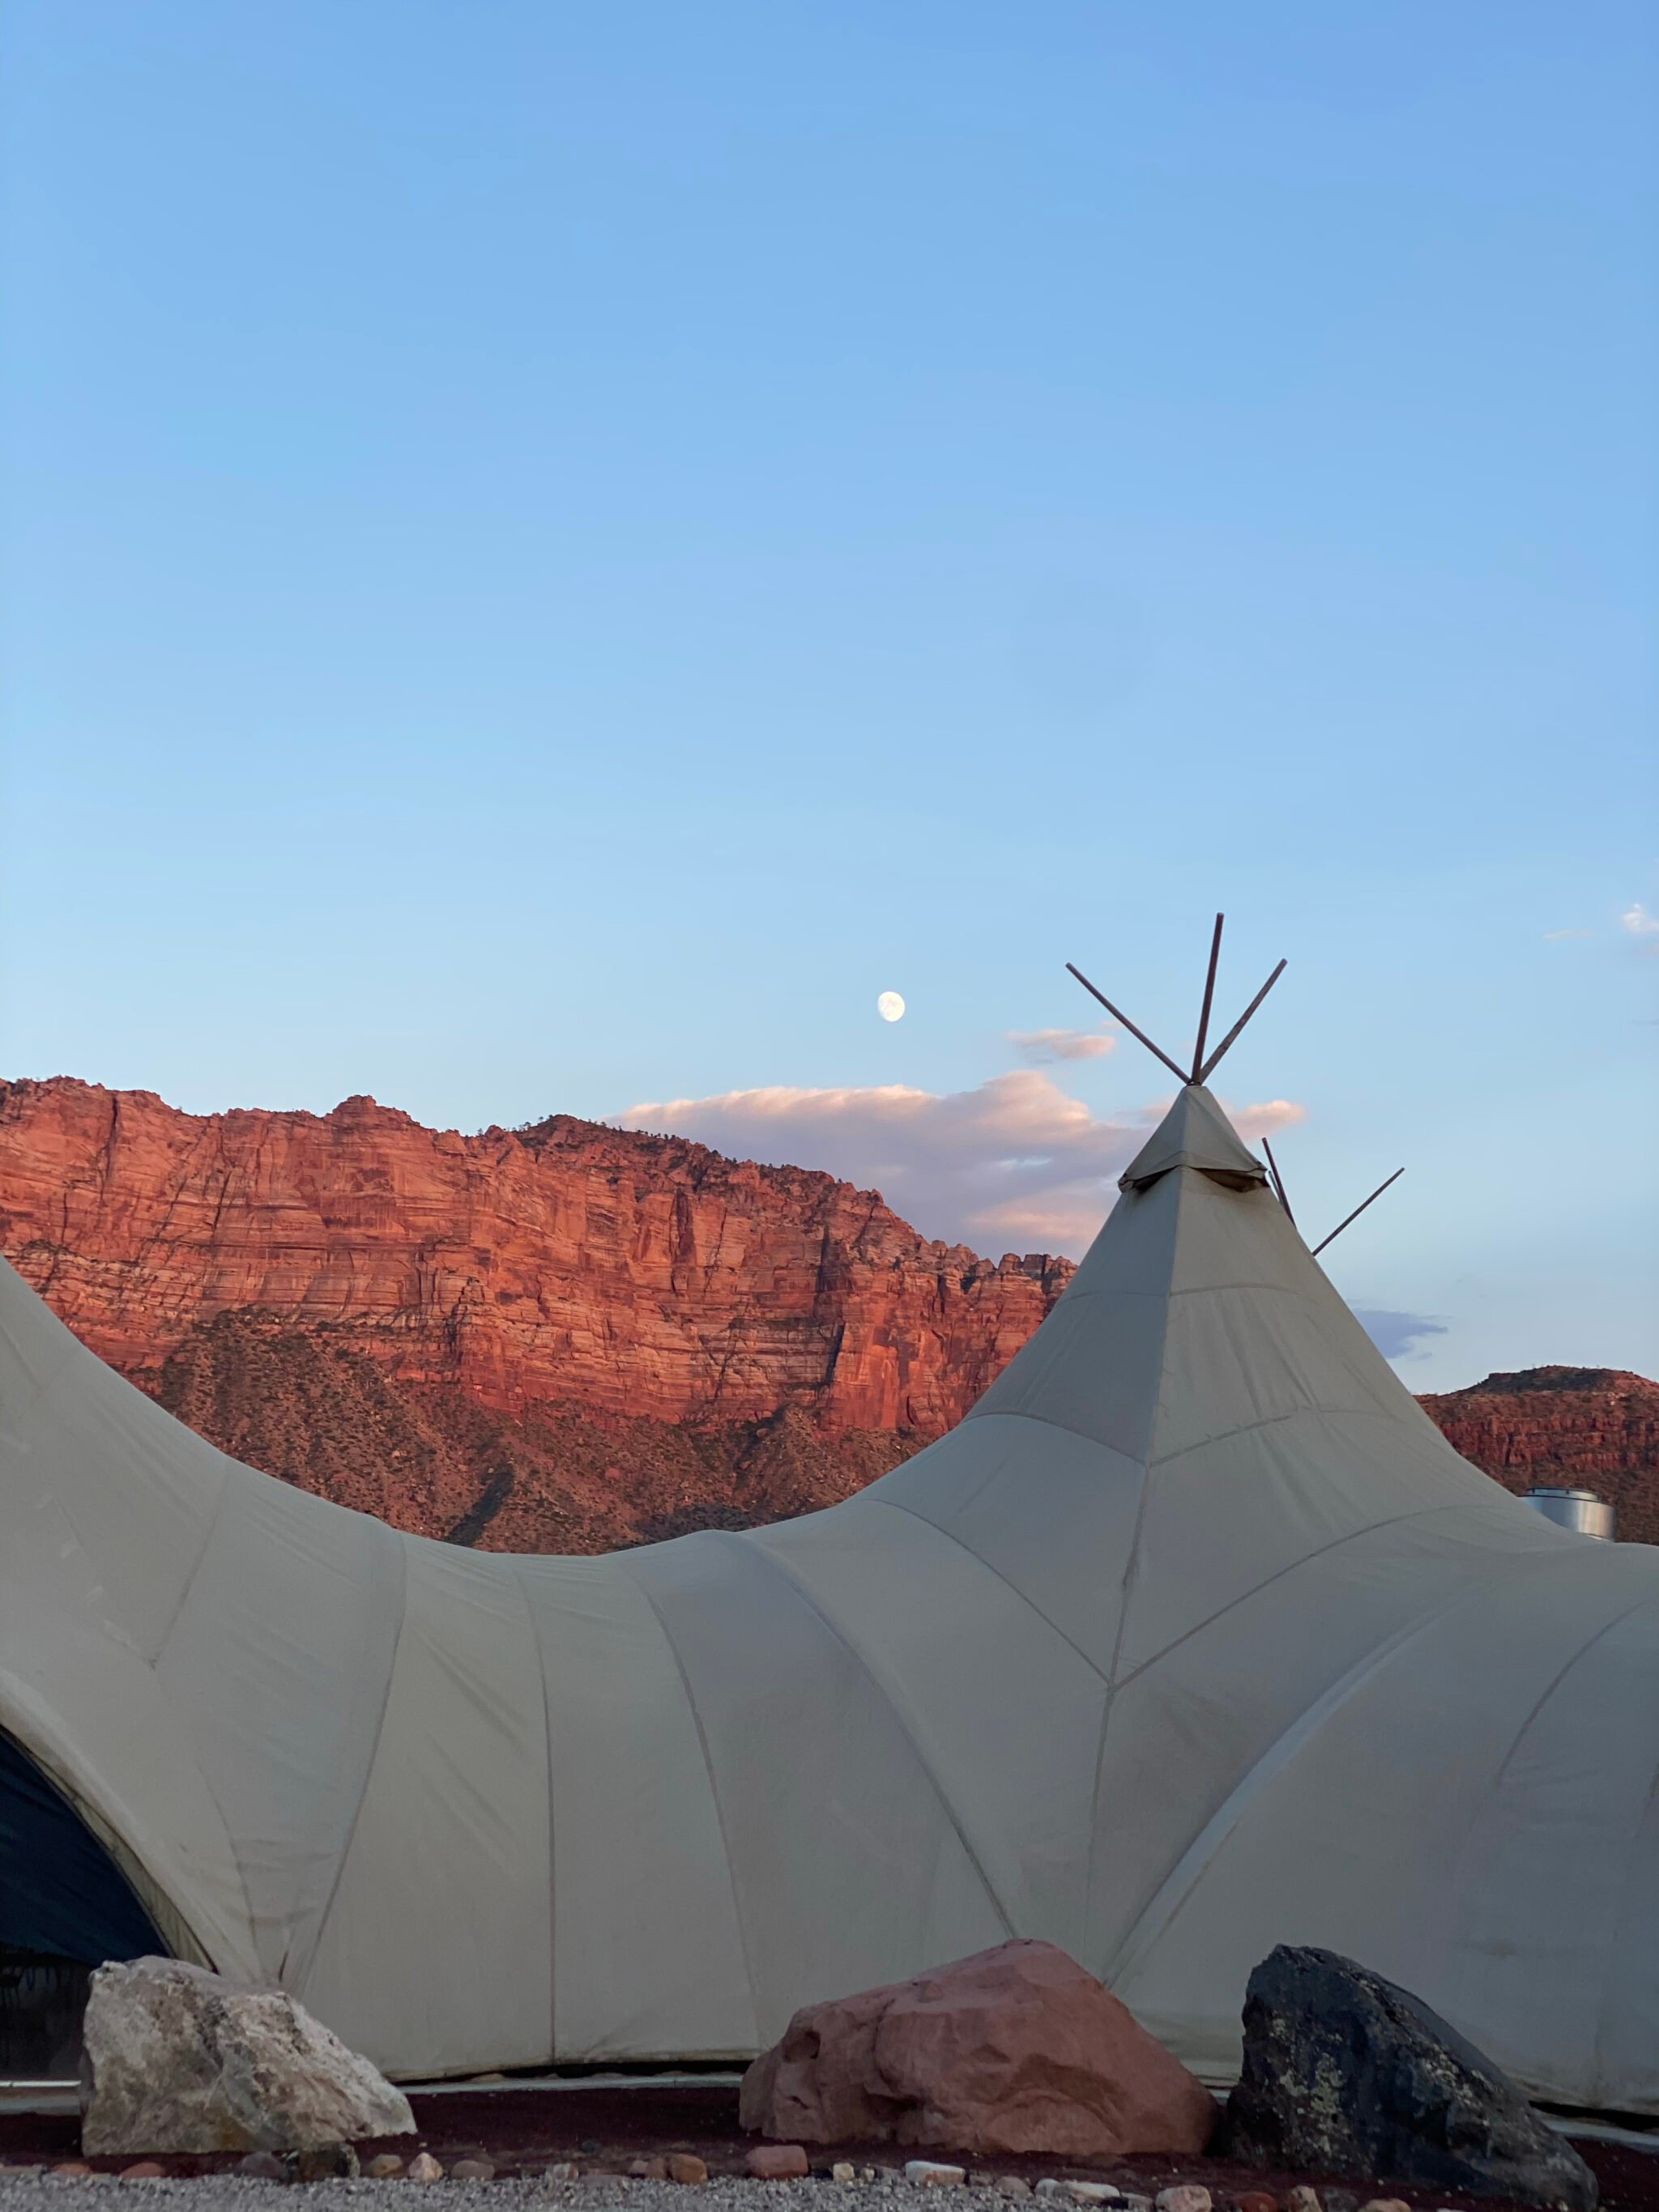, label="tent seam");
[875,1432,1012,1521]
[1485,1591,1659,1800]
[614,1552,764,2048]
[1081,1174,1191,1941]
[957,1409,1145,1482]
[148,1447,238,1669]
[1082,1472,1152,1943]
[299,1529,411,1997]
[143,1464,262,1956]
[867,1498,1111,1686]
[1147,1400,1440,1468]
[1102,1541,1603,1986]
[505,1556,559,2065]
[723,1532,1017,1940]
[1111,1499,1504,1691]
[1435,1572,1659,2082]
[1000,1396,1444,1462]
[730,1534,1017,1936]
[1593,1666,1659,2095]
